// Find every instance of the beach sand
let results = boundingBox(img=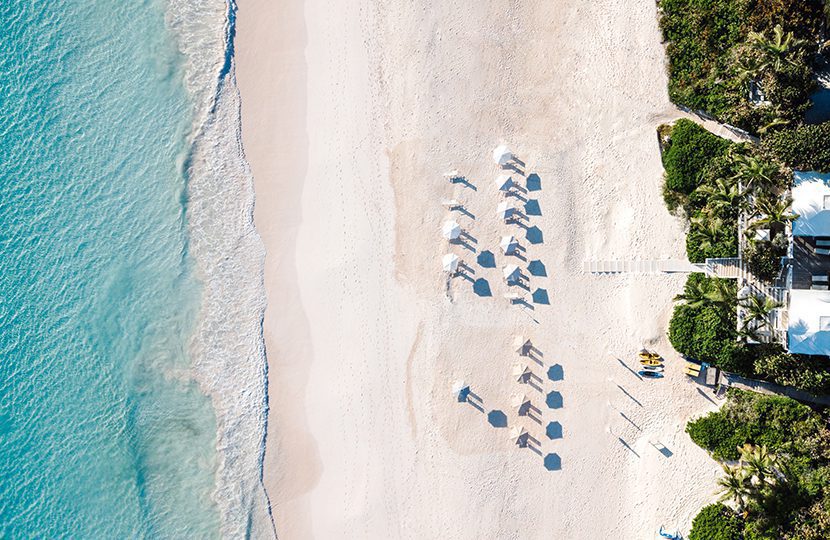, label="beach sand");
[236,0,723,538]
